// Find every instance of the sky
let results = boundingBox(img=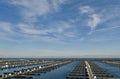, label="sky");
[0,0,120,58]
